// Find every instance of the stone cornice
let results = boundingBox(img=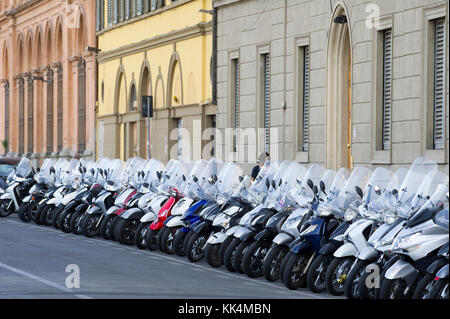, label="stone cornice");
[97,21,212,64]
